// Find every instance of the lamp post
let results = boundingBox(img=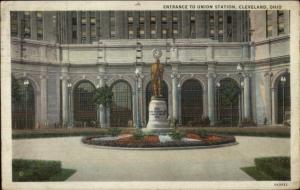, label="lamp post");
[237,63,244,126]
[67,81,72,128]
[23,79,29,129]
[135,68,142,128]
[280,76,286,124]
[216,81,221,121]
